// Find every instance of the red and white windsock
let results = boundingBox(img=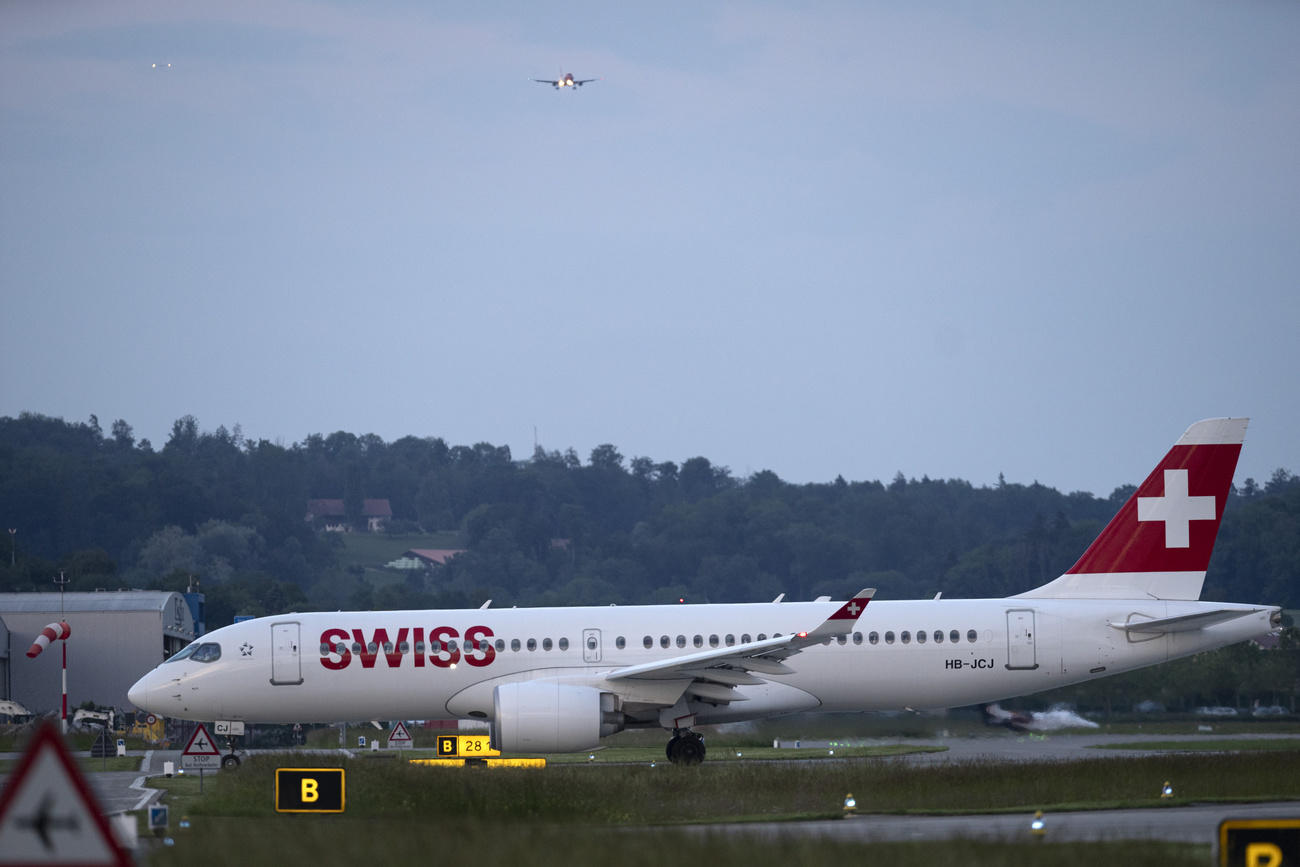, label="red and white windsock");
[27,621,72,658]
